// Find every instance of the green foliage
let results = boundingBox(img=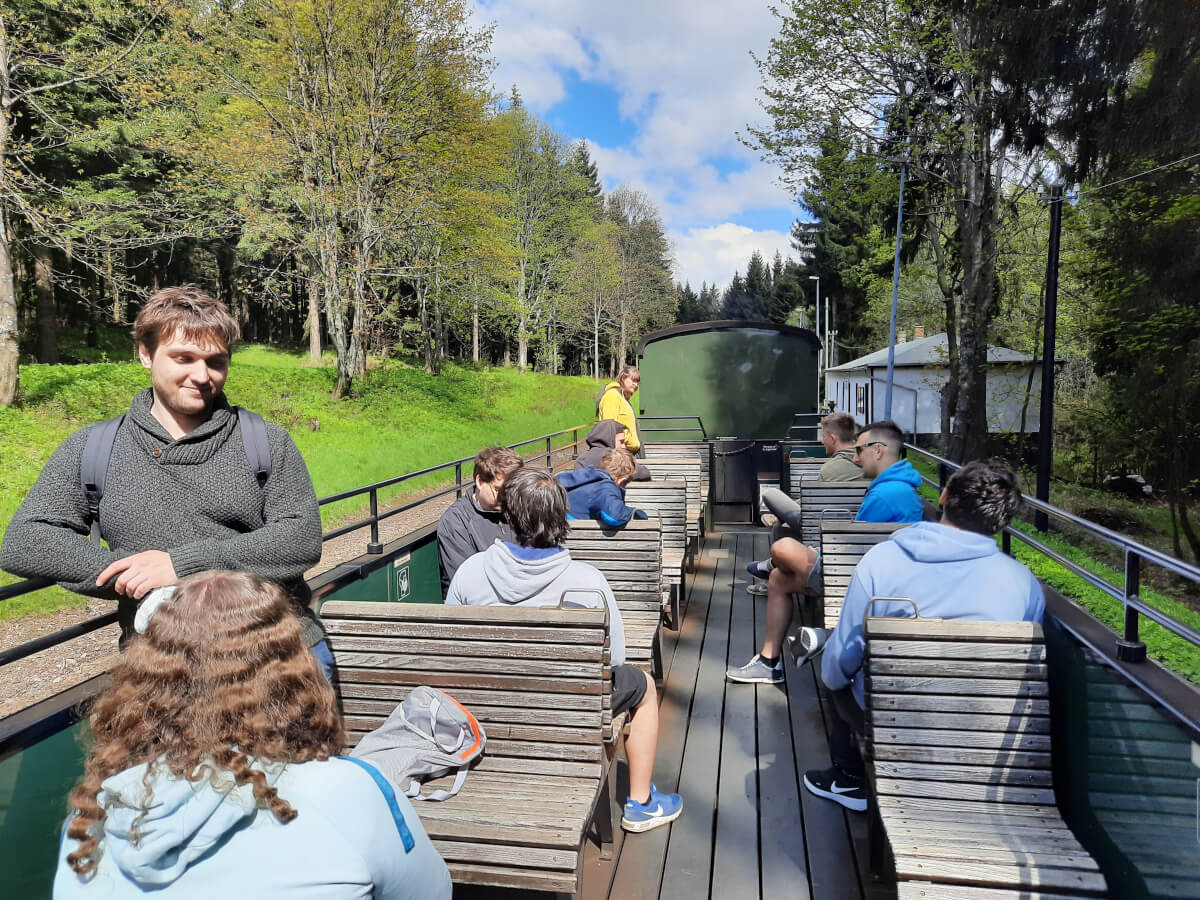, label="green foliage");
[0,349,597,618]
